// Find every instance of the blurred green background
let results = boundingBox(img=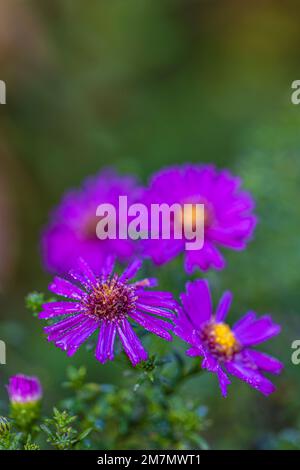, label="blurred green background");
[1,0,300,449]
